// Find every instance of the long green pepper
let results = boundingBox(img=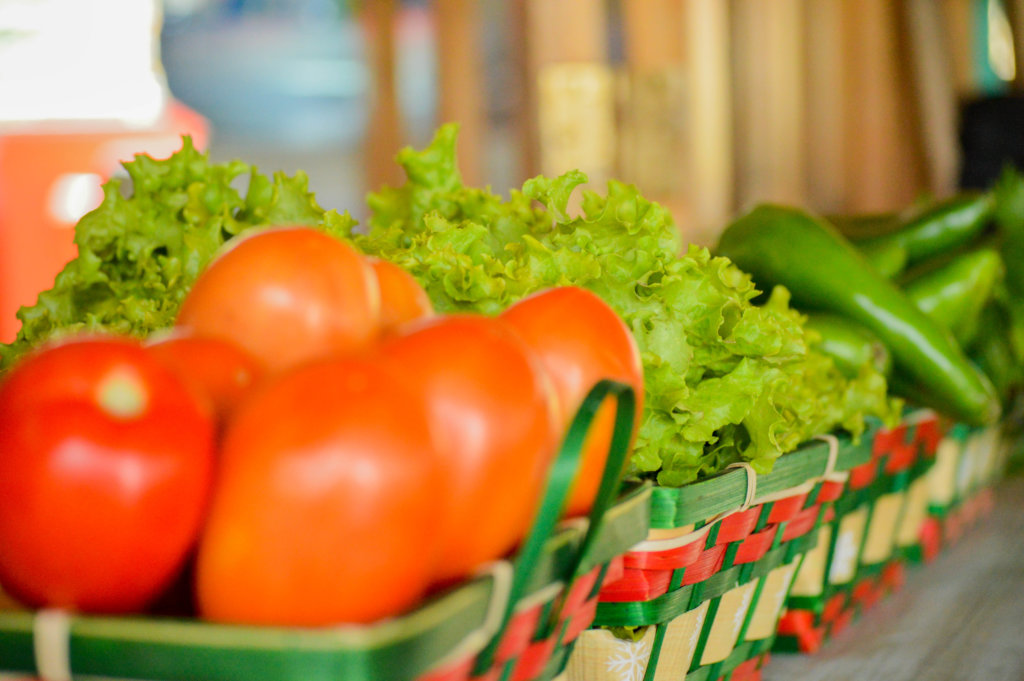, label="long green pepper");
[716,205,1001,427]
